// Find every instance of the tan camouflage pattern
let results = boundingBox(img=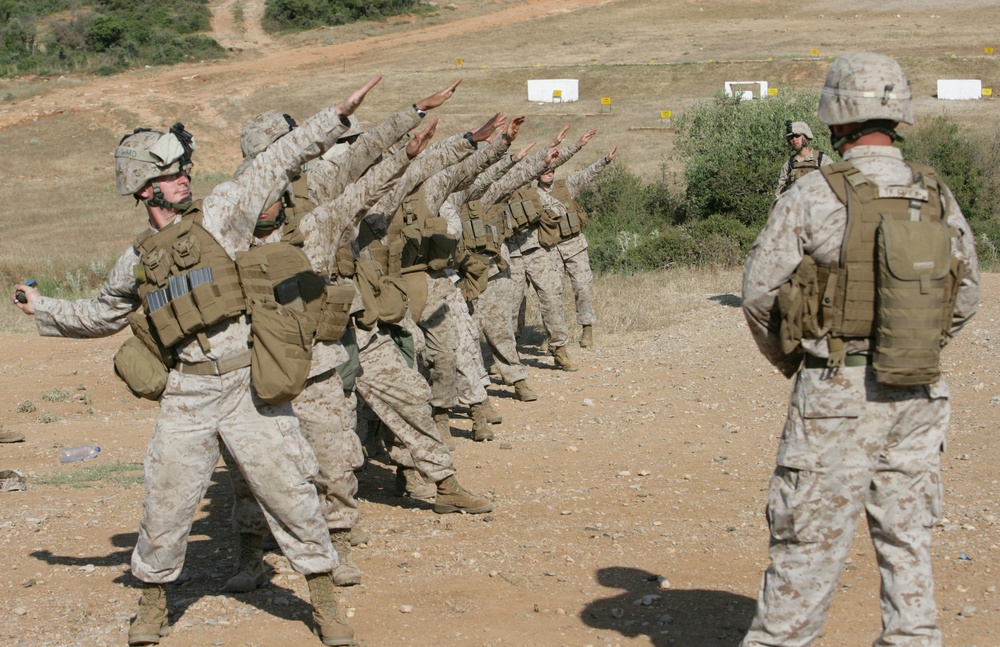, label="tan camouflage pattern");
[444,279,489,404]
[508,244,570,349]
[132,368,336,582]
[355,325,455,483]
[740,143,980,646]
[418,272,463,408]
[785,121,814,139]
[774,149,834,199]
[370,133,474,219]
[36,100,354,583]
[471,259,528,384]
[240,111,295,159]
[115,129,194,196]
[818,52,914,126]
[423,136,510,236]
[539,154,609,328]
